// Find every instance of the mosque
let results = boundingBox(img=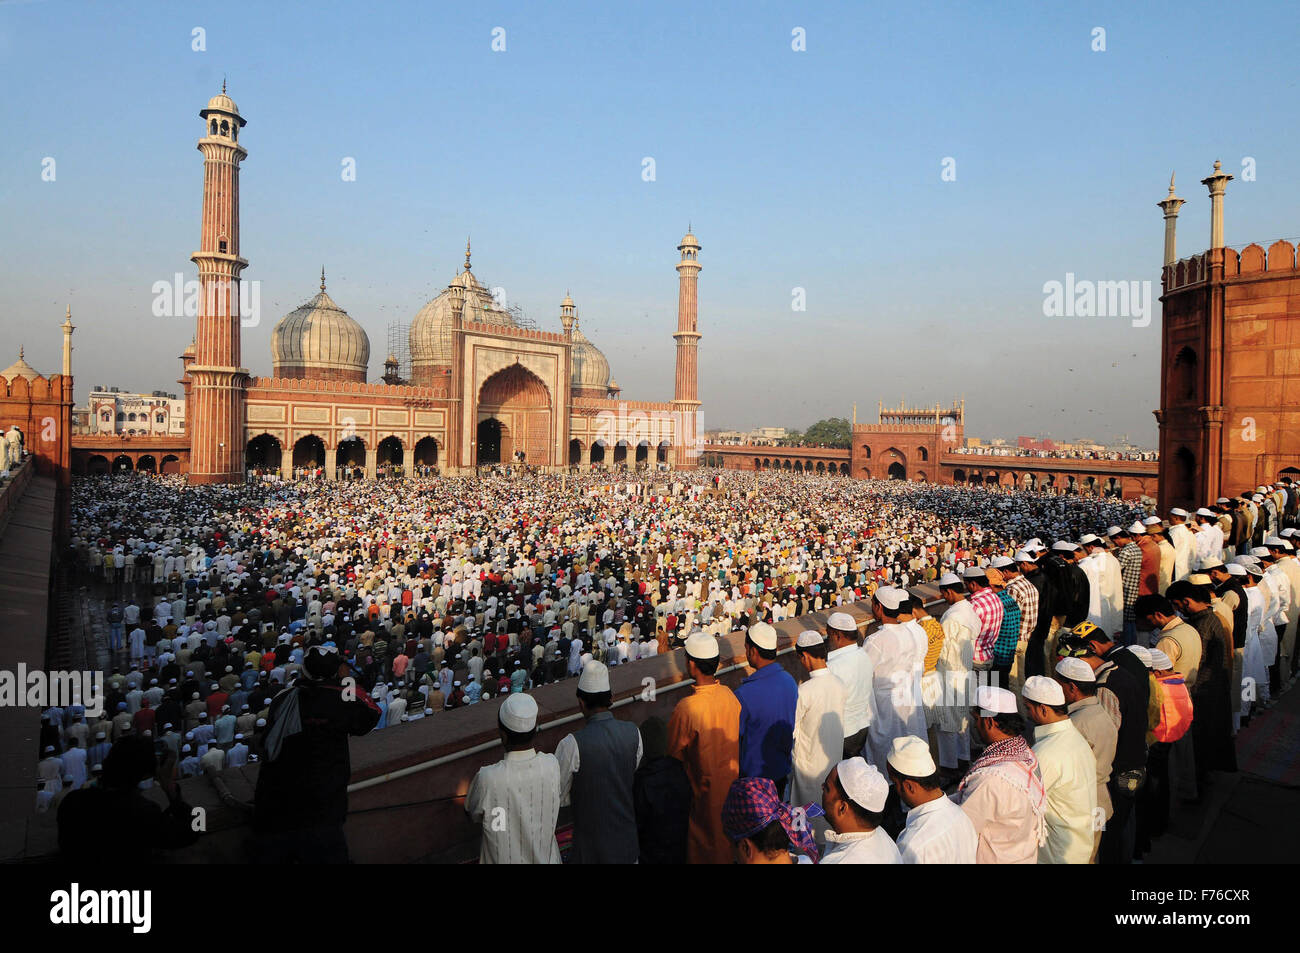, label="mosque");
[174,87,701,482]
